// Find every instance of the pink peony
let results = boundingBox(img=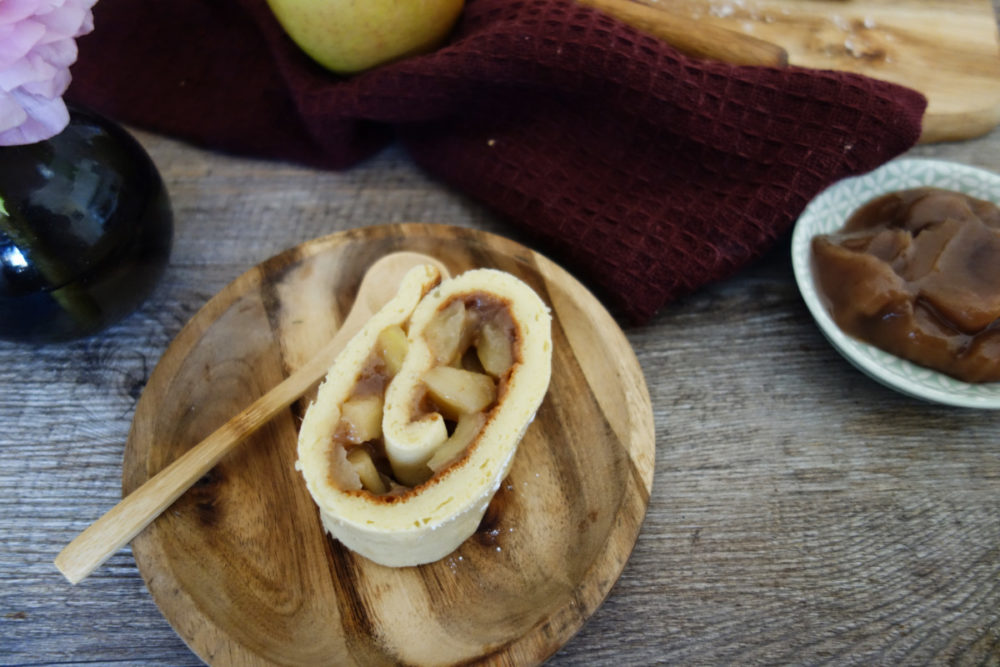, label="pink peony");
[0,0,97,146]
